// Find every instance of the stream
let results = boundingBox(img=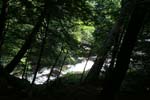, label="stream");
[26,57,95,84]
